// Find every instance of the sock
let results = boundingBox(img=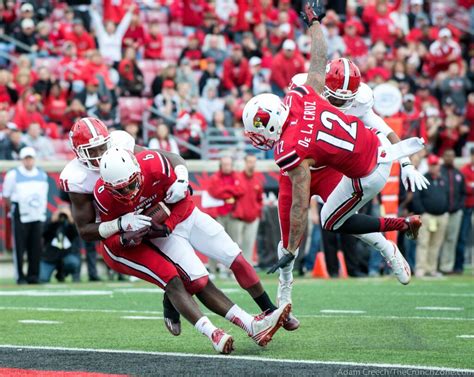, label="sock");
[278,243,297,283]
[254,292,277,312]
[195,316,217,339]
[379,217,408,232]
[355,233,394,261]
[334,214,381,234]
[224,304,253,334]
